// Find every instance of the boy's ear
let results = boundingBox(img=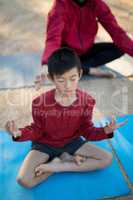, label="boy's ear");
[47,73,53,81]
[79,69,83,79]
